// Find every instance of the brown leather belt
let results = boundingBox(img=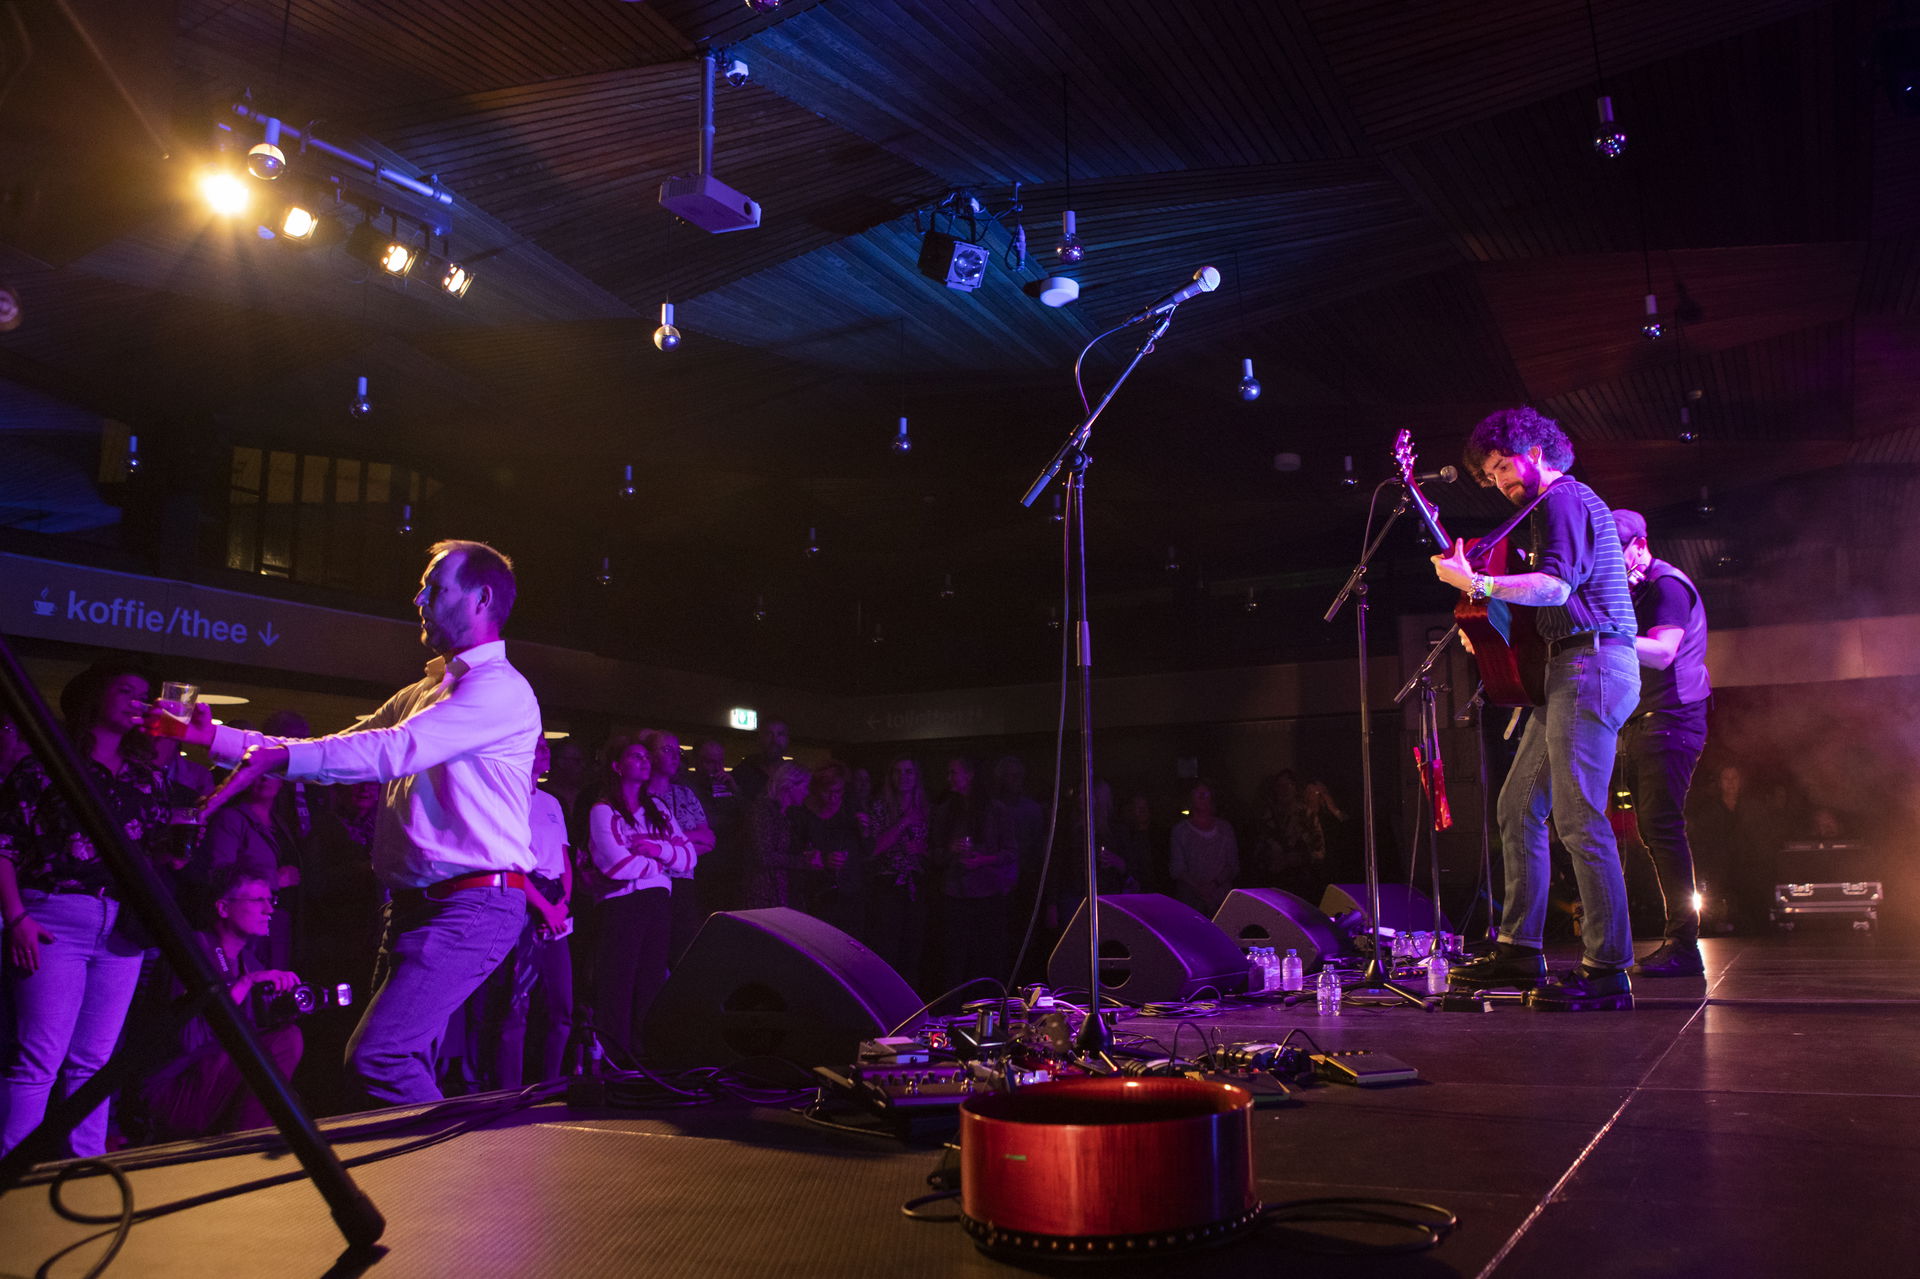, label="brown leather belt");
[394,871,526,908]
[1549,632,1634,655]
